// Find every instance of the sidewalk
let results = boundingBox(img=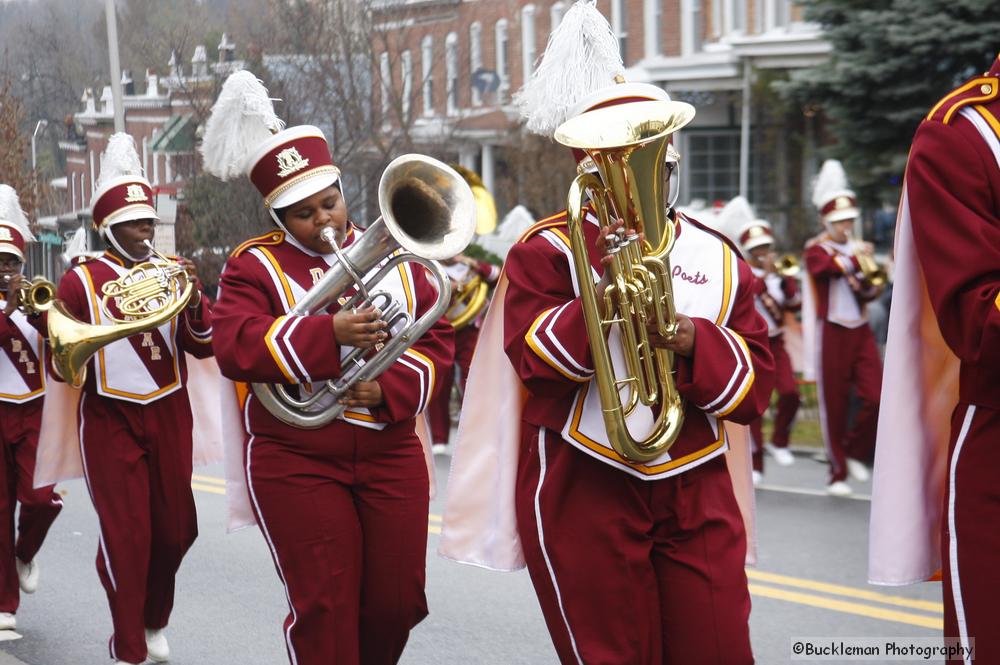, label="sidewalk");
[0,651,27,665]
